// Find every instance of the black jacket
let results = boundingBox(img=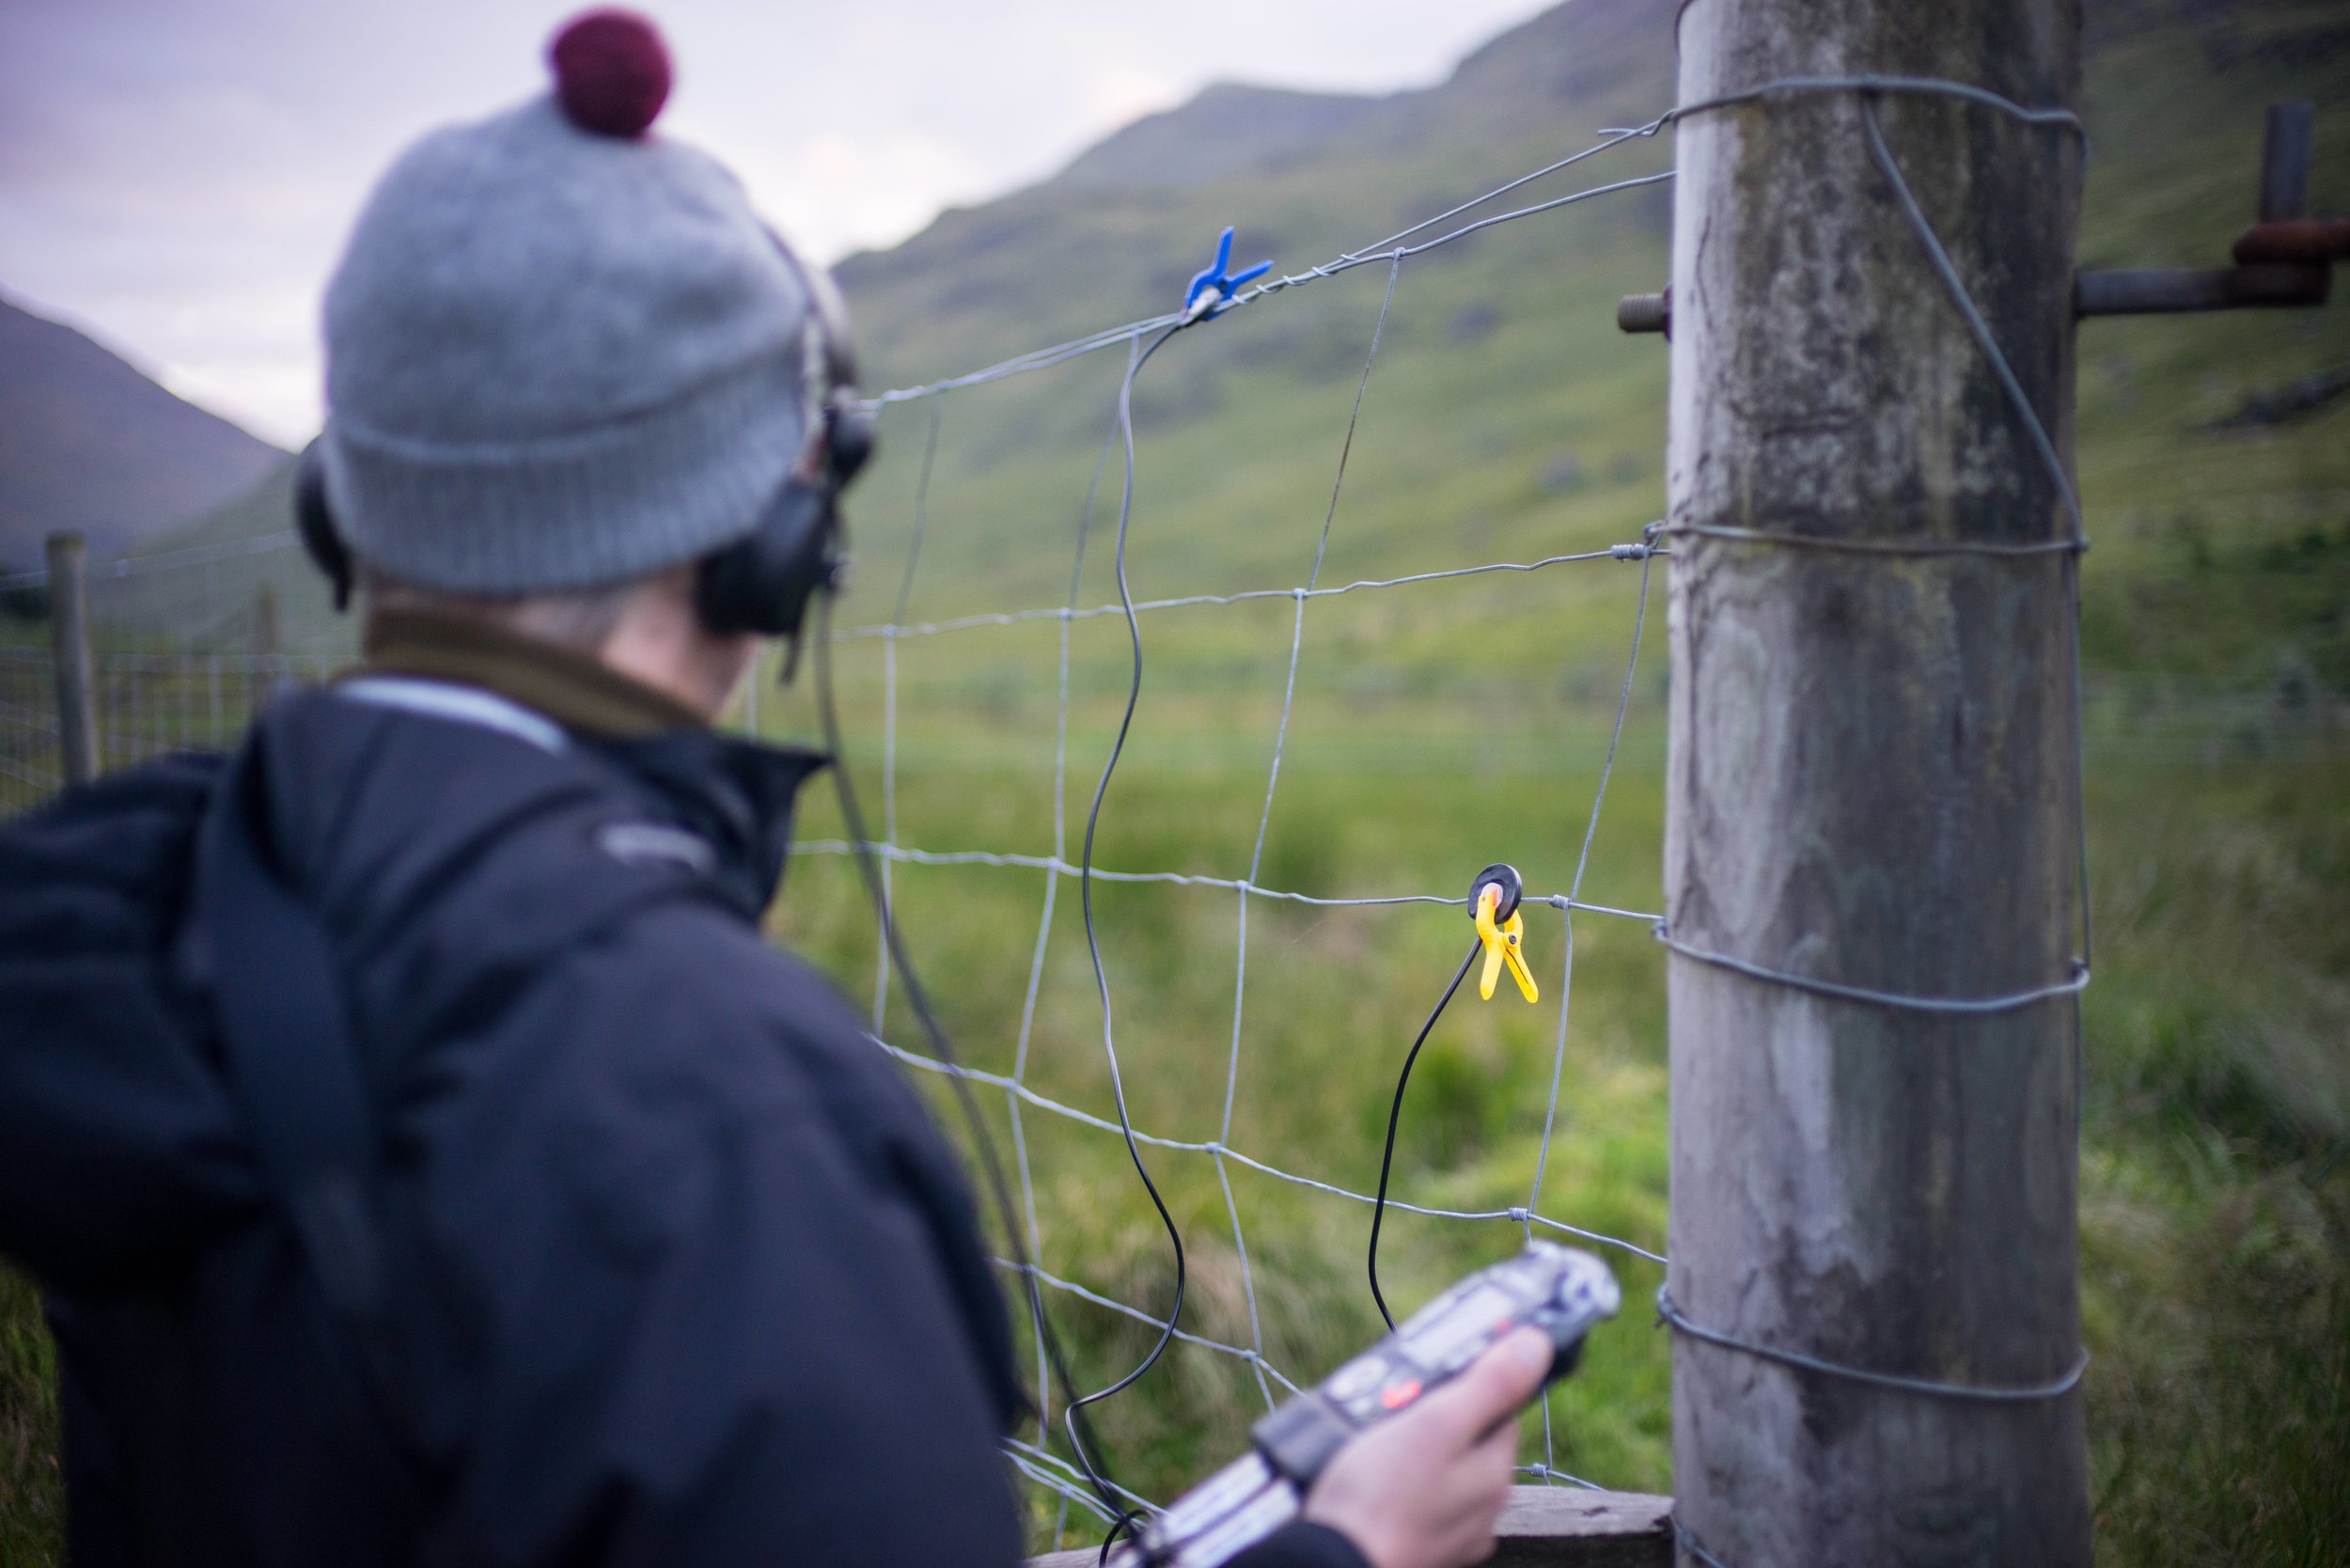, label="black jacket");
[0,677,1367,1568]
[1,679,1034,1566]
